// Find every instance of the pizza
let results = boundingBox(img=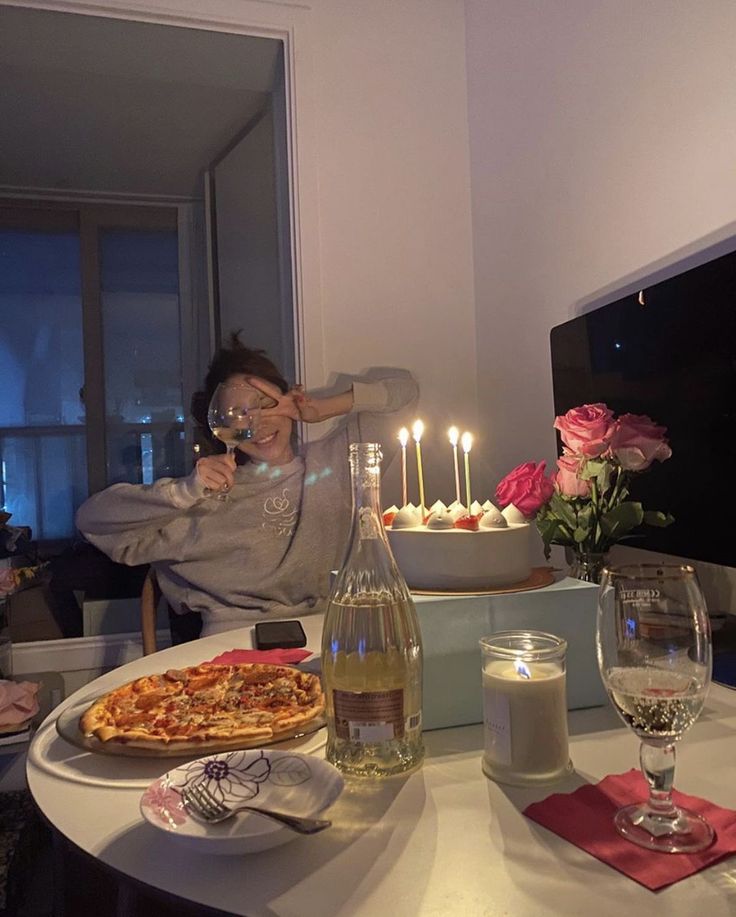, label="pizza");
[79,663,324,751]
